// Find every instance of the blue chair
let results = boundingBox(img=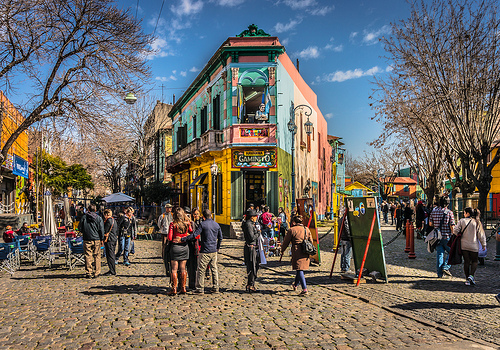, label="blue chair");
[0,243,17,275]
[14,235,32,263]
[66,237,85,270]
[32,236,53,267]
